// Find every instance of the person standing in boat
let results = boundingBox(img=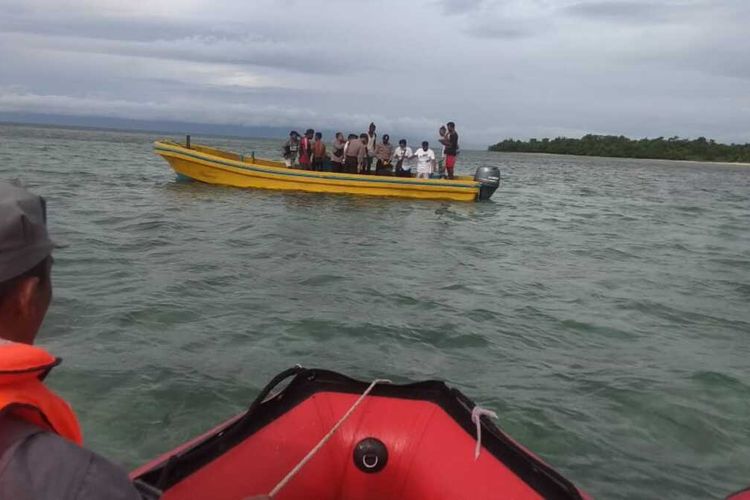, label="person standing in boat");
[392,139,413,177]
[436,125,448,179]
[282,131,300,168]
[0,182,144,499]
[358,134,370,174]
[311,132,327,172]
[298,129,315,170]
[414,141,436,179]
[343,133,365,174]
[364,122,377,174]
[342,133,352,169]
[374,134,394,176]
[439,121,459,179]
[330,132,346,173]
